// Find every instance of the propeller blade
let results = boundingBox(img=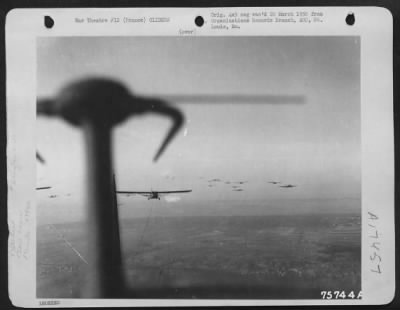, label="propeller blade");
[136,98,184,162]
[36,151,46,164]
[37,98,56,115]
